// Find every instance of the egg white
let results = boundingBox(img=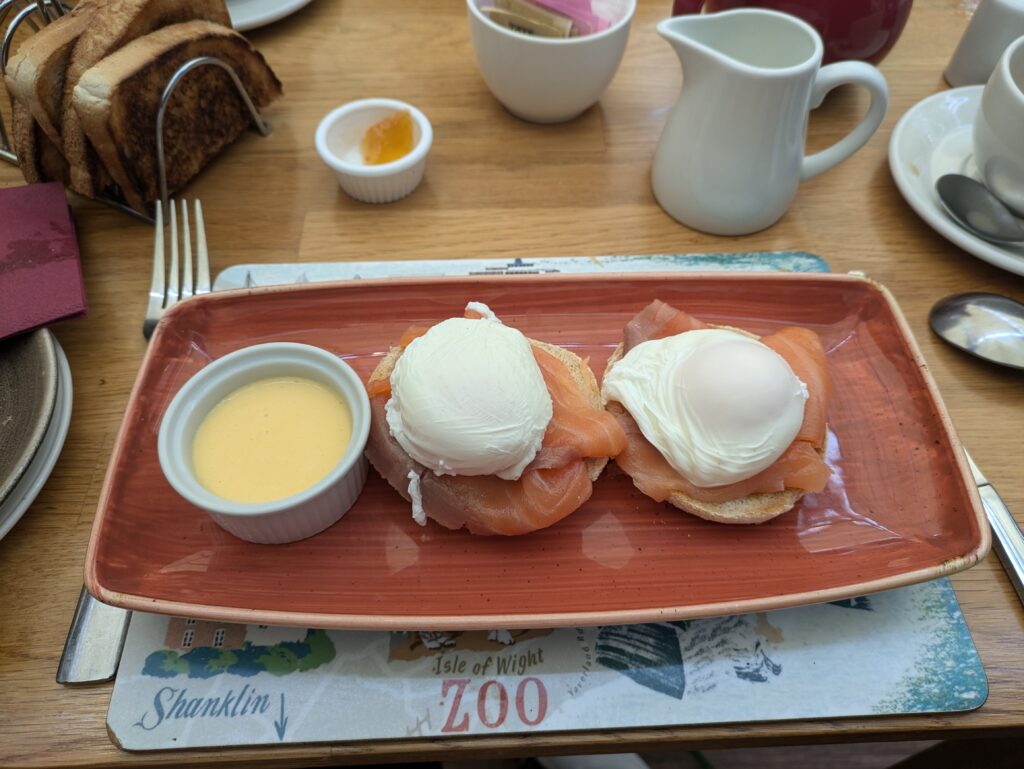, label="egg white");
[602,328,808,487]
[386,313,553,480]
